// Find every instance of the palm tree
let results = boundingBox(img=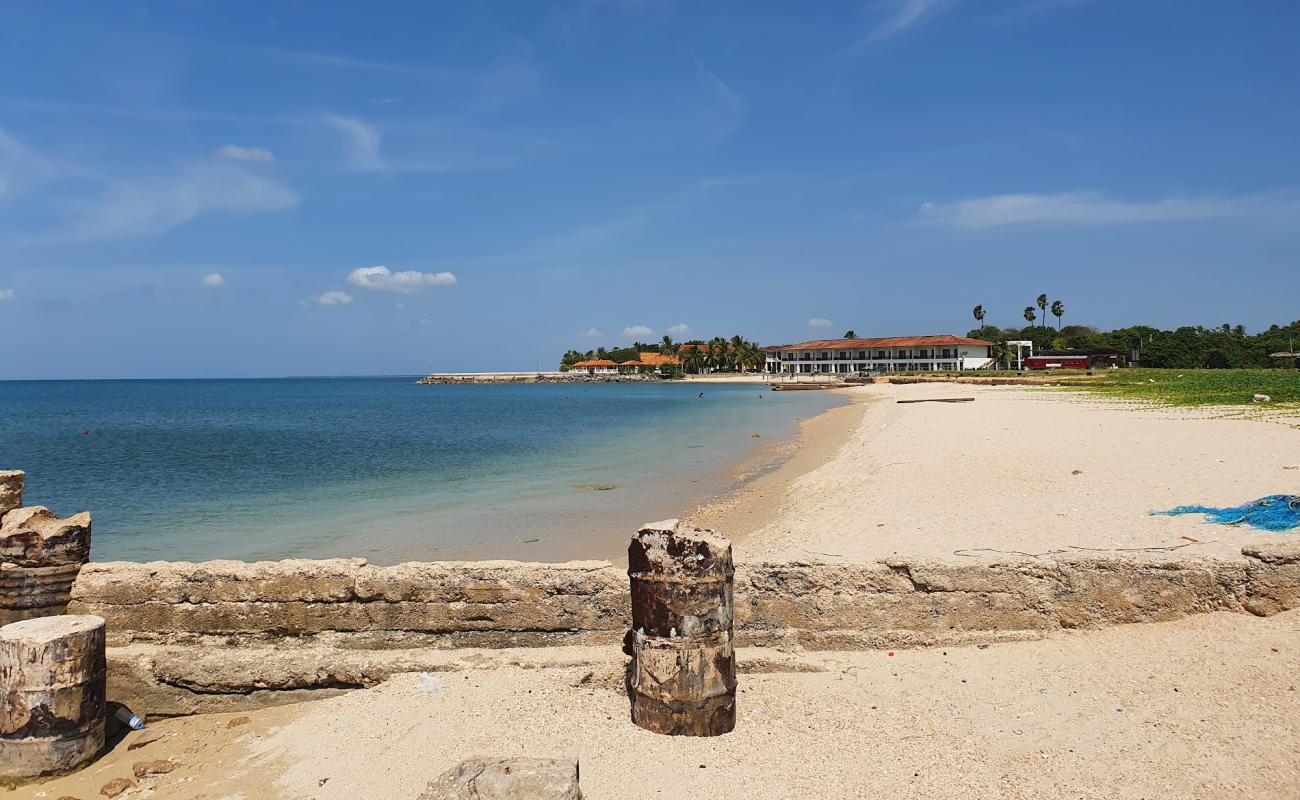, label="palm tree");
[660,335,679,359]
[682,348,704,374]
[1036,294,1048,328]
[843,329,856,339]
[972,305,985,326]
[1023,306,1037,326]
[989,341,1010,369]
[1050,300,1064,330]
